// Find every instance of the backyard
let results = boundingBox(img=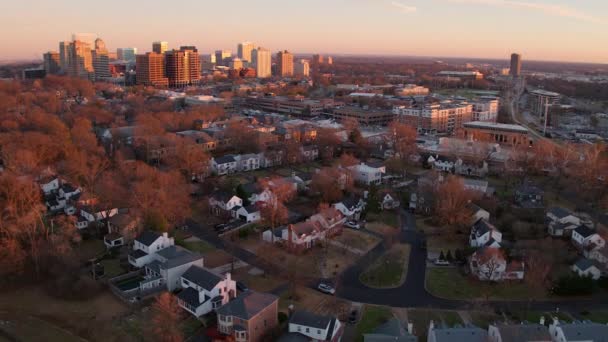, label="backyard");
[426,268,544,300]
[360,244,410,288]
[354,305,393,342]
